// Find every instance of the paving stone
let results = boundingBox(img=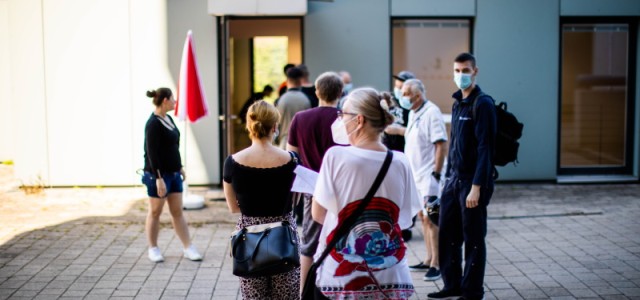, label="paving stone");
[1,184,639,299]
[619,287,640,297]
